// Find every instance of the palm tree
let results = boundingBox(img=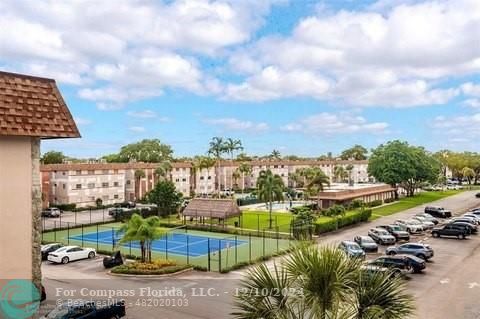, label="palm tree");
[304,168,330,206]
[232,245,414,319]
[154,161,172,183]
[346,164,354,185]
[270,149,281,160]
[134,169,146,200]
[256,169,285,229]
[225,138,243,160]
[232,169,241,192]
[208,137,228,195]
[201,156,216,196]
[334,165,348,183]
[238,162,252,193]
[118,213,165,263]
